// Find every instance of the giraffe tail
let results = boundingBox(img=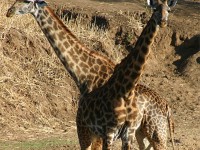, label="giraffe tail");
[167,105,175,150]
